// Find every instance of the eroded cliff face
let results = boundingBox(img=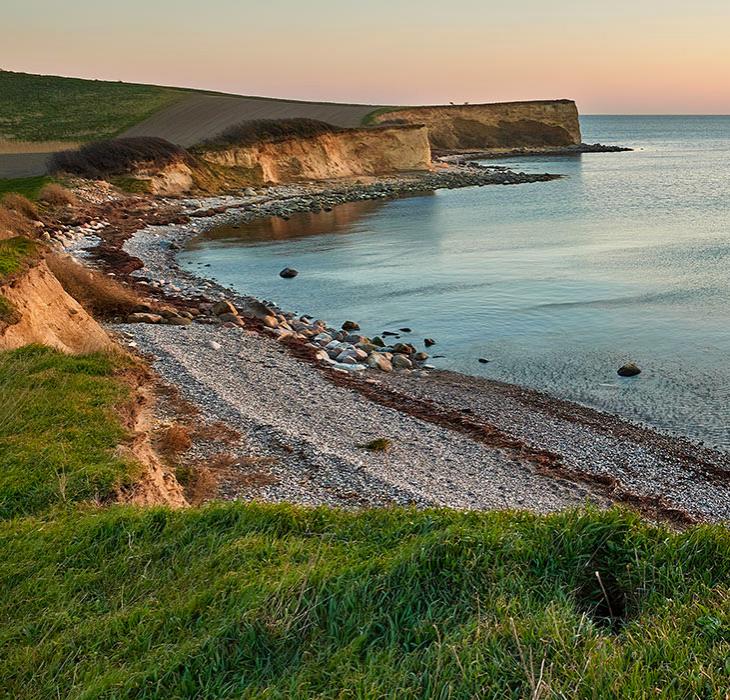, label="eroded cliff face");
[373,100,581,152]
[200,125,431,184]
[0,261,113,354]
